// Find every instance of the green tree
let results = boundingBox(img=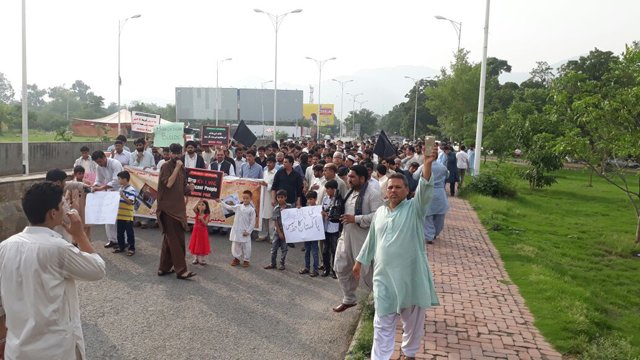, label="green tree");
[552,45,640,243]
[0,72,15,103]
[27,84,47,109]
[344,108,378,137]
